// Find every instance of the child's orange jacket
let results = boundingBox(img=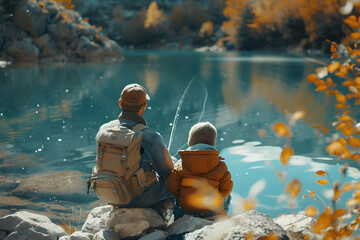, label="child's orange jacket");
[167,150,233,213]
